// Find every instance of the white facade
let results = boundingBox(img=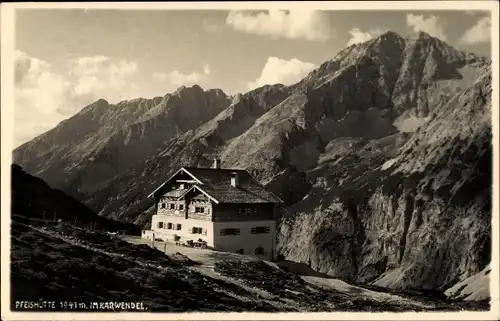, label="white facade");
[149,215,214,245]
[213,220,276,260]
[143,215,277,261]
